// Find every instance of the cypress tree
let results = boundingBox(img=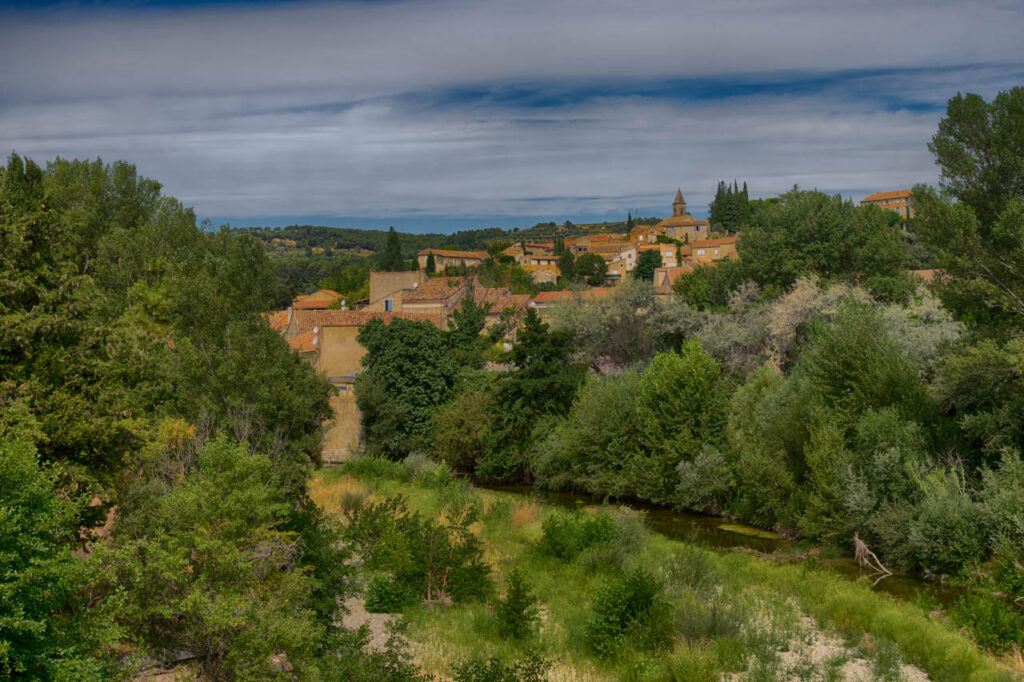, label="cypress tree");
[426,252,436,274]
[383,226,403,271]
